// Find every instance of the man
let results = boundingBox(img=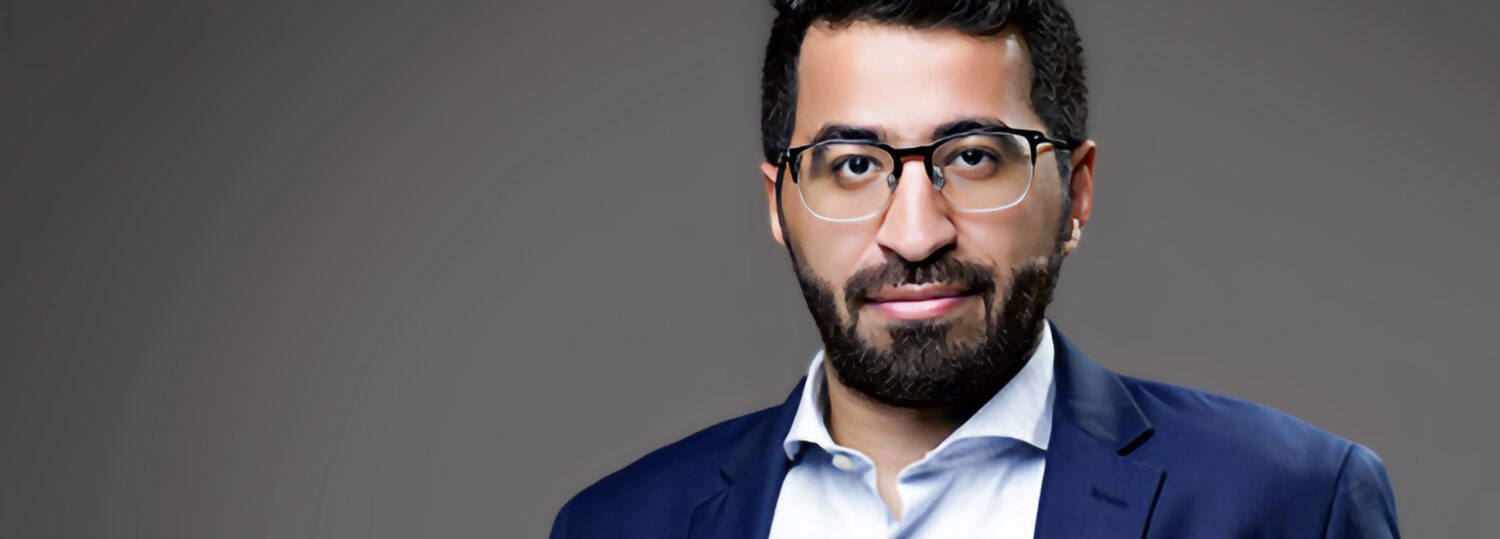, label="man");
[551,0,1400,537]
